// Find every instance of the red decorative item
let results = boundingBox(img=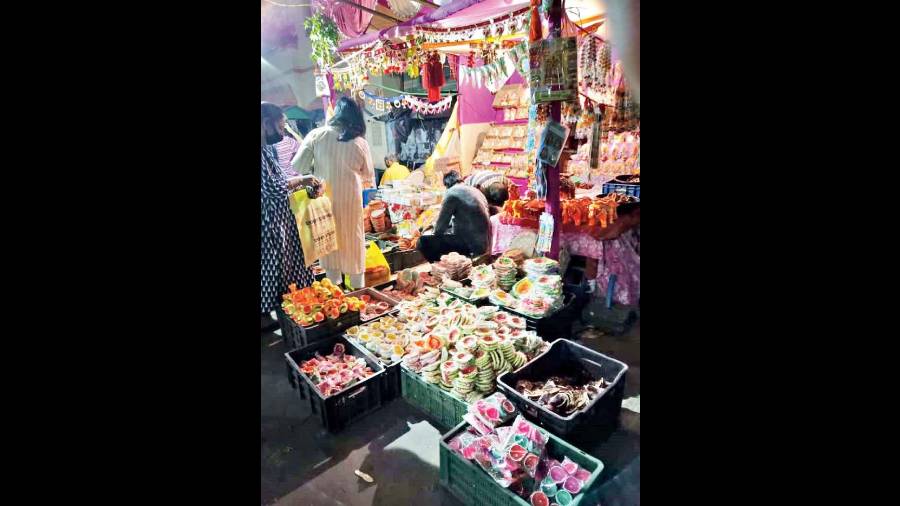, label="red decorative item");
[529,0,543,42]
[421,52,445,102]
